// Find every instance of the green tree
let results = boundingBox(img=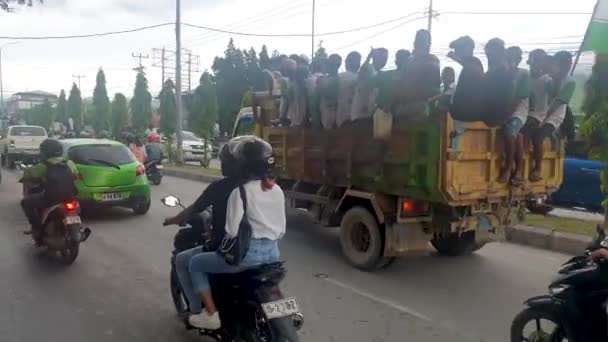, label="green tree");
[23,99,53,129]
[67,82,83,132]
[158,79,177,137]
[188,72,218,139]
[259,45,271,70]
[130,70,152,133]
[55,89,67,125]
[580,54,608,221]
[111,93,128,138]
[92,68,111,135]
[1,0,41,11]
